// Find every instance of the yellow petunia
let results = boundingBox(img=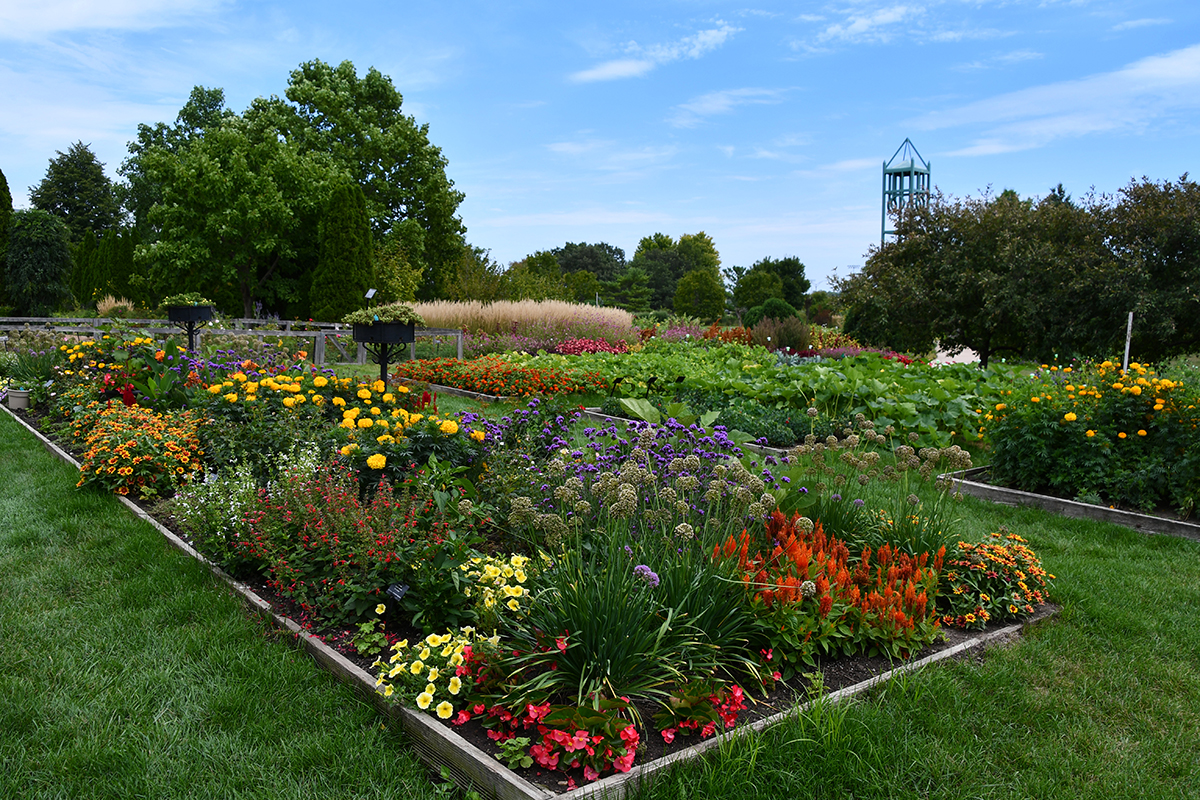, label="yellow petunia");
[416,692,433,710]
[436,701,454,719]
